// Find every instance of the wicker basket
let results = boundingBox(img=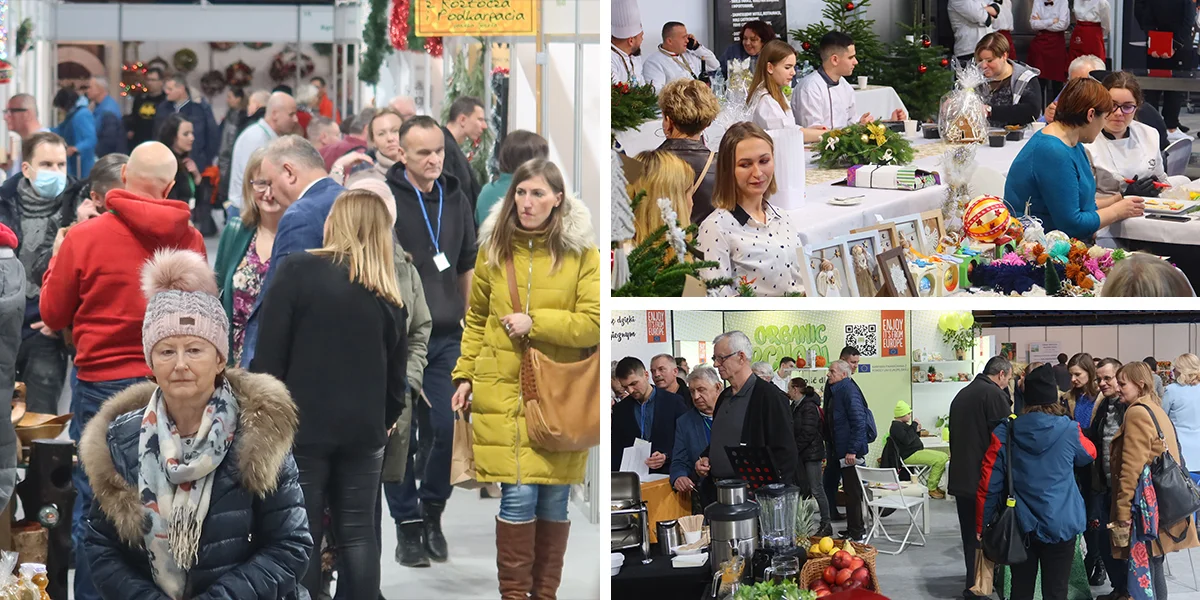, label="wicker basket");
[798,539,880,593]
